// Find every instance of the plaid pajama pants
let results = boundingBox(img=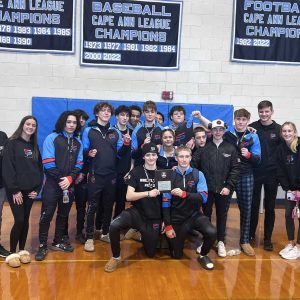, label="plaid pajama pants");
[235,173,254,244]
